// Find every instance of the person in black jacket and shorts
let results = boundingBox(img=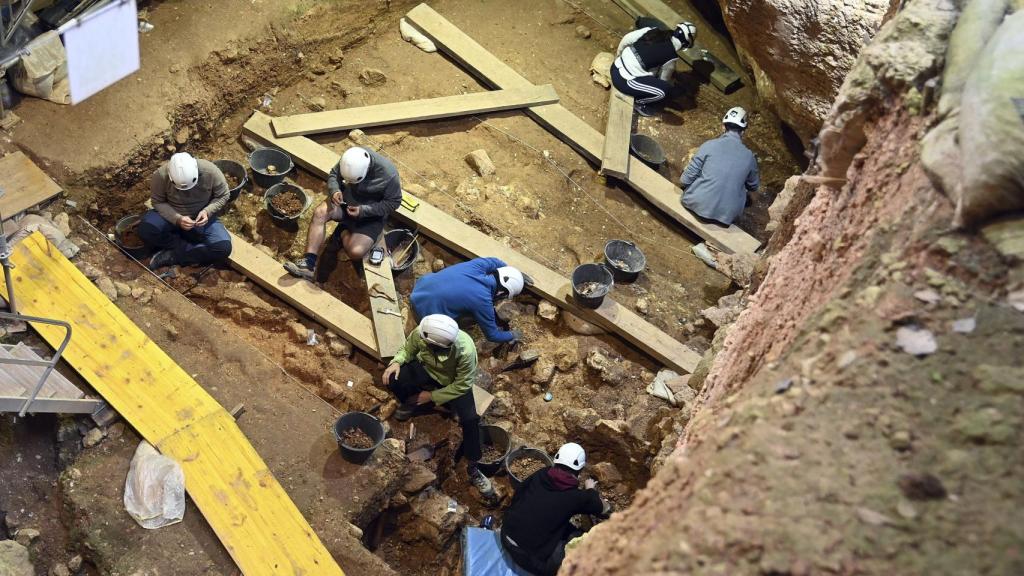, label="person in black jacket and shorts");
[501,443,612,575]
[610,20,697,116]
